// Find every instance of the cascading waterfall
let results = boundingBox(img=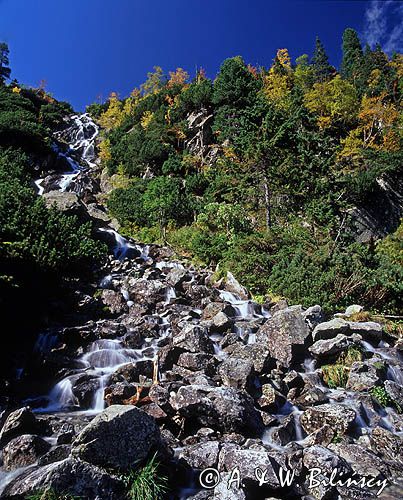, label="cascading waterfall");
[219,289,271,321]
[30,113,166,414]
[24,112,403,497]
[35,113,99,195]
